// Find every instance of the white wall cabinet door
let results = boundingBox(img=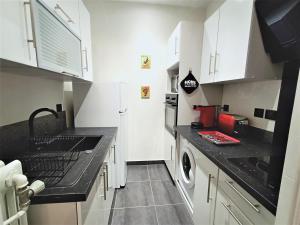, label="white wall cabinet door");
[199,9,219,84]
[167,23,181,69]
[0,0,37,67]
[191,145,218,225]
[55,0,80,36]
[41,0,58,11]
[214,0,253,82]
[79,0,93,81]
